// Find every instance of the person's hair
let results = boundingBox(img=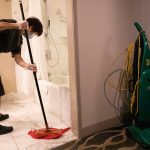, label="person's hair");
[26,17,43,36]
